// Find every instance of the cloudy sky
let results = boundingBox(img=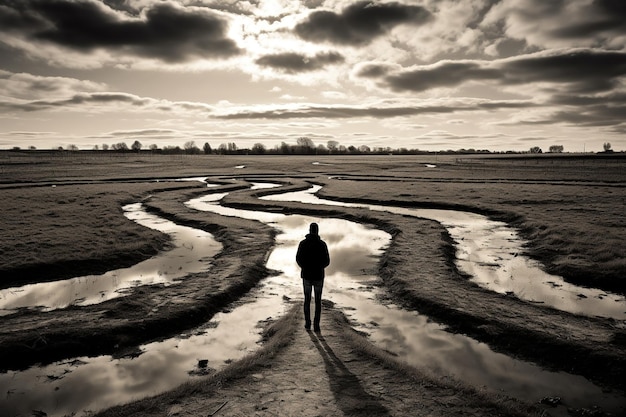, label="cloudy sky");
[1,0,625,152]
